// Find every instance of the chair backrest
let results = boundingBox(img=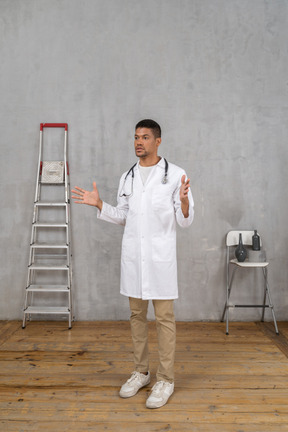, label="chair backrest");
[226,230,262,247]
